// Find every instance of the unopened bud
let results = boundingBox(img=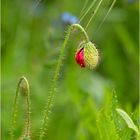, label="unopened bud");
[19,76,29,95]
[75,41,99,69]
